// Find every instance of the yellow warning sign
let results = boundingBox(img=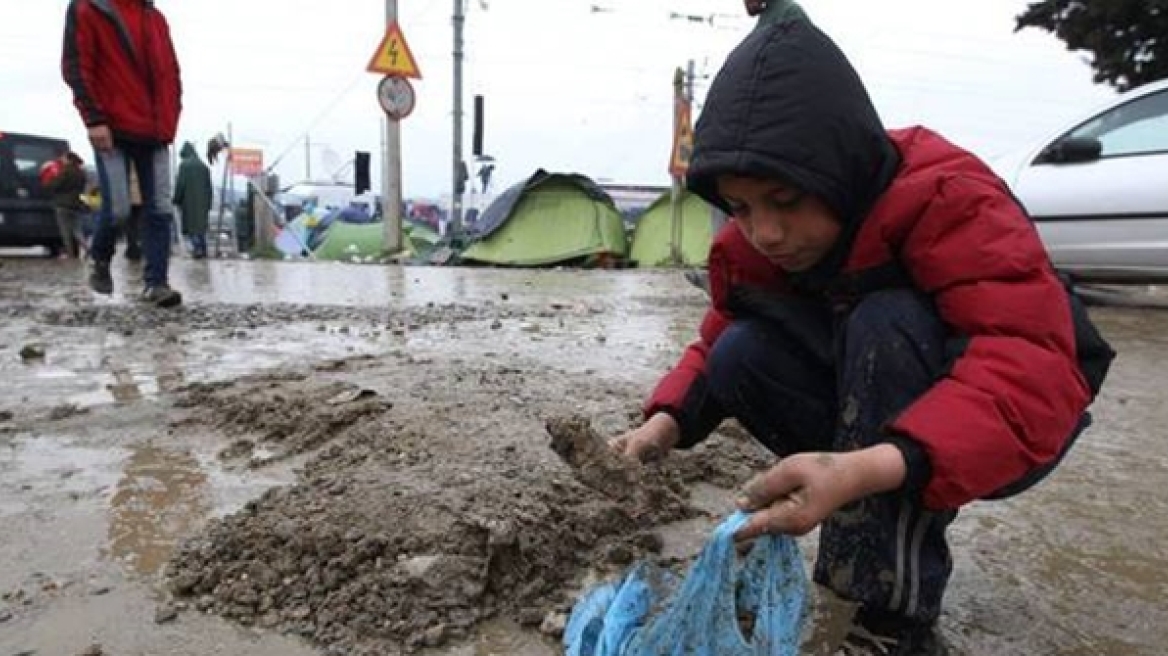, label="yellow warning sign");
[367,22,422,79]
